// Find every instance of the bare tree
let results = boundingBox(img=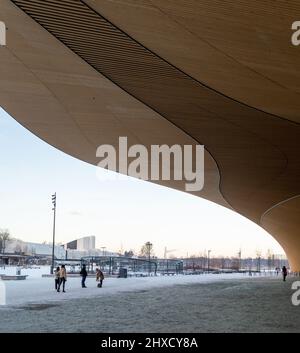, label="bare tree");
[124,249,135,258]
[139,242,155,258]
[0,229,11,254]
[256,250,262,272]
